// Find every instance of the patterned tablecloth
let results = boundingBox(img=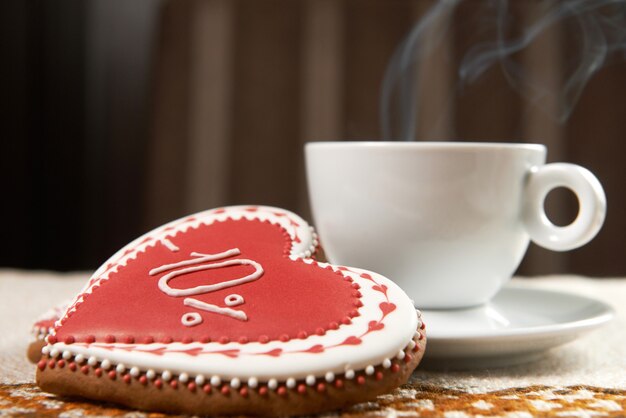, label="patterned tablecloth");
[1,270,625,417]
